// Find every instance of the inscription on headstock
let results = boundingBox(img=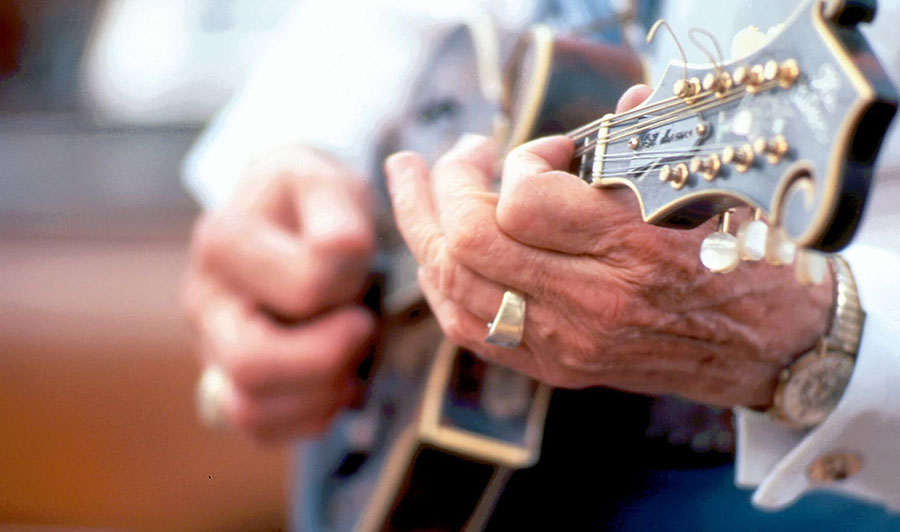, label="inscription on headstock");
[791,62,843,143]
